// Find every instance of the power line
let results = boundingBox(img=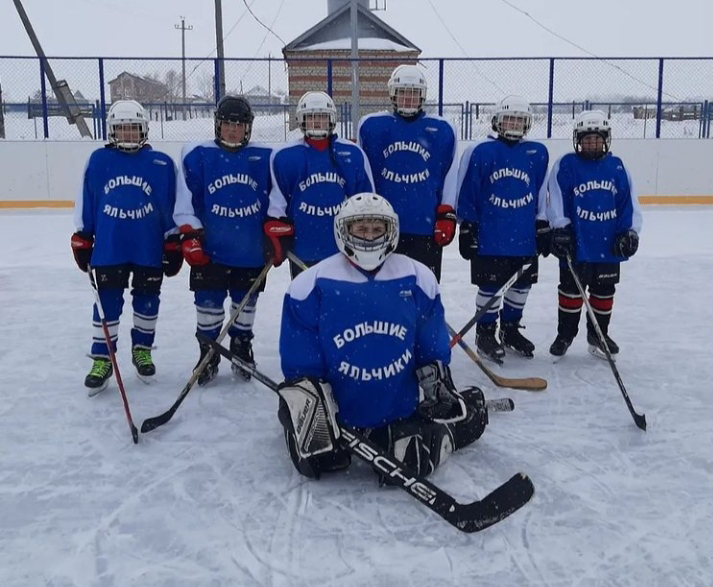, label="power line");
[239,0,287,86]
[497,0,681,100]
[422,0,506,95]
[241,0,286,46]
